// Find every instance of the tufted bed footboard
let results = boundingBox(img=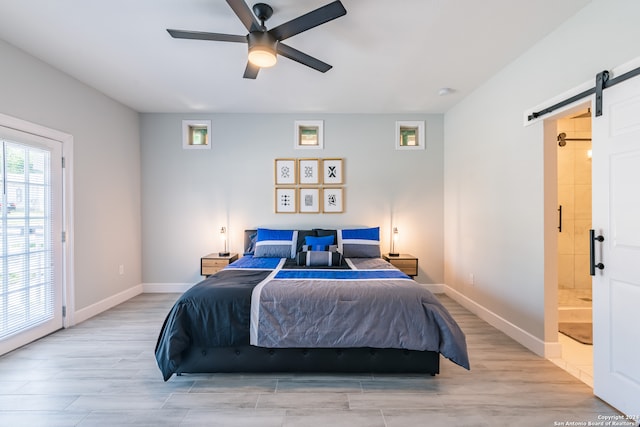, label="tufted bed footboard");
[175,345,440,376]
